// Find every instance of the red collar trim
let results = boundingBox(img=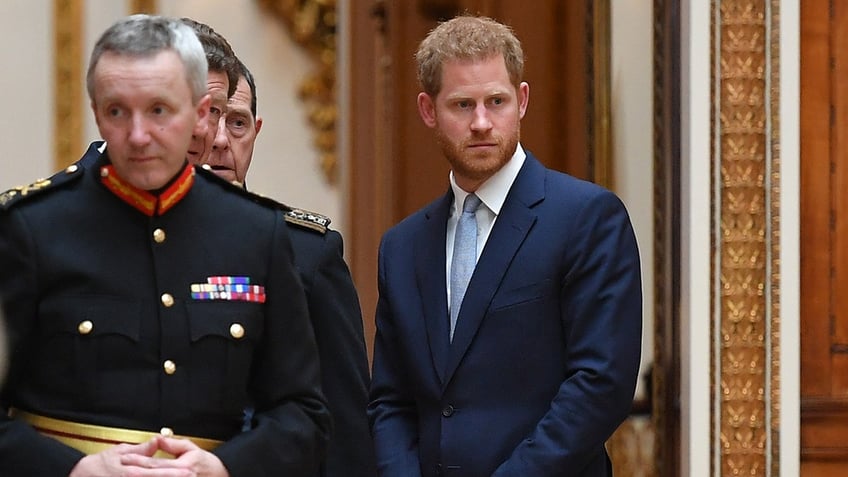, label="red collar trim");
[100,163,195,216]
